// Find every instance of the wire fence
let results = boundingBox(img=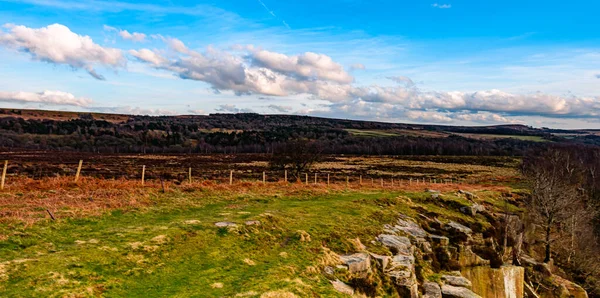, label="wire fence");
[0,158,469,190]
